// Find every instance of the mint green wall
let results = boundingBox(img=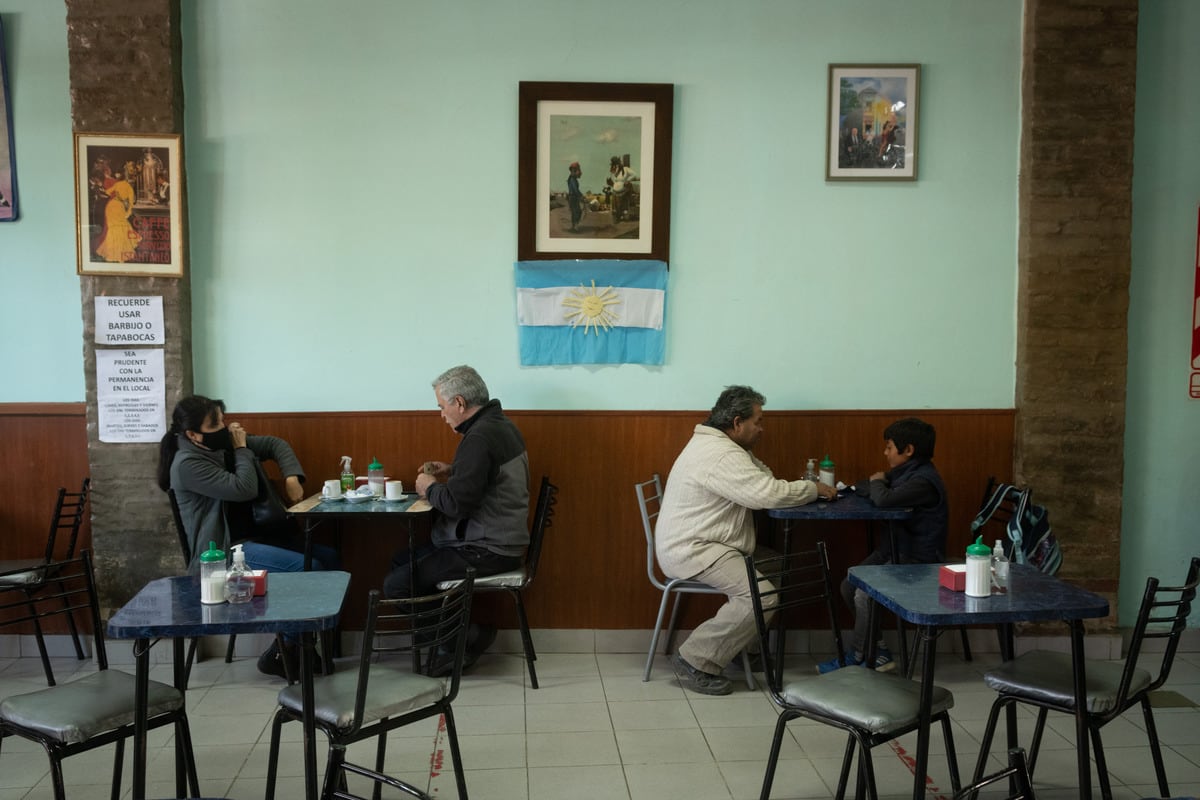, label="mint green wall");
[180,0,1021,412]
[1124,0,1200,625]
[0,3,79,403]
